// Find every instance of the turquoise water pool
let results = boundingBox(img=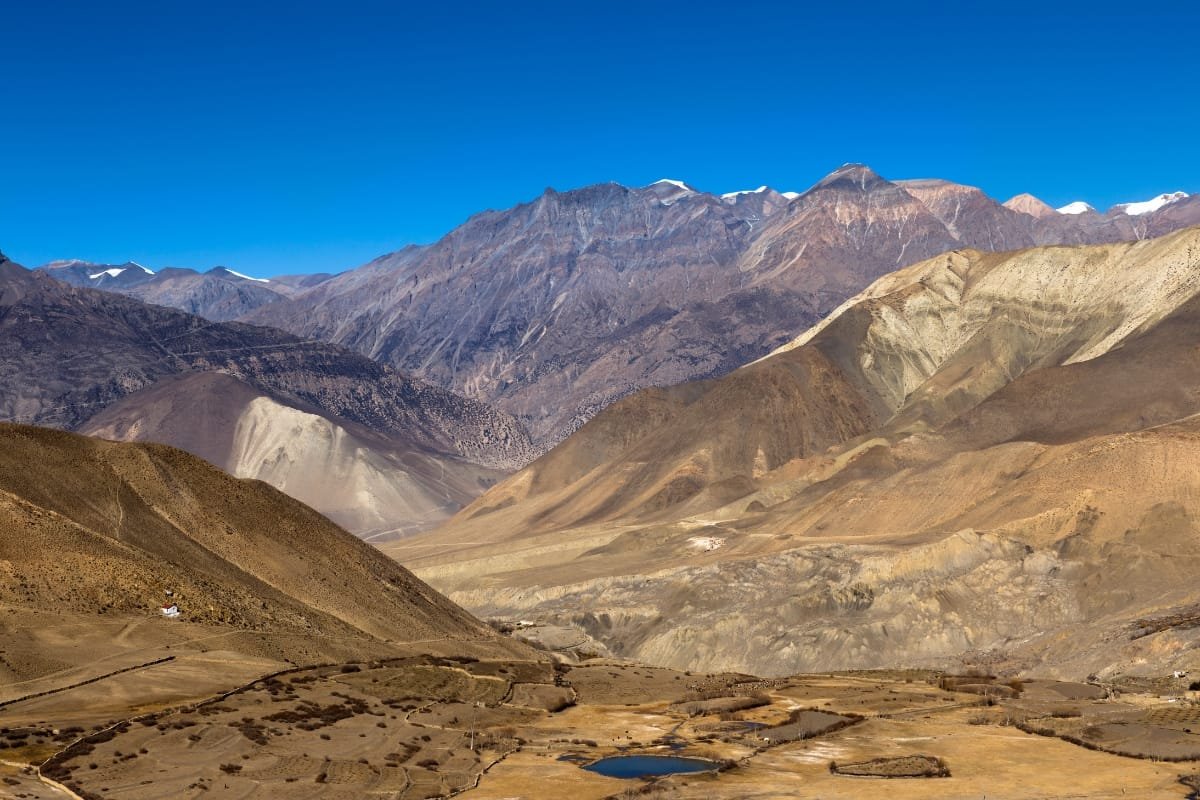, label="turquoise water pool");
[582,754,719,779]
